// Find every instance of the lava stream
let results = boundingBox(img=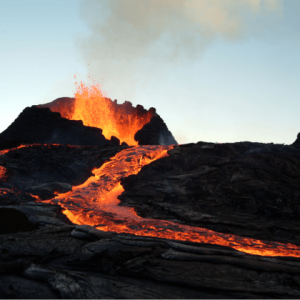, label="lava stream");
[46,145,300,258]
